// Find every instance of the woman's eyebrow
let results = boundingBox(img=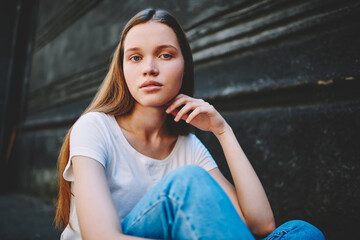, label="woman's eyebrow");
[125,44,179,55]
[156,44,179,52]
[124,47,141,54]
